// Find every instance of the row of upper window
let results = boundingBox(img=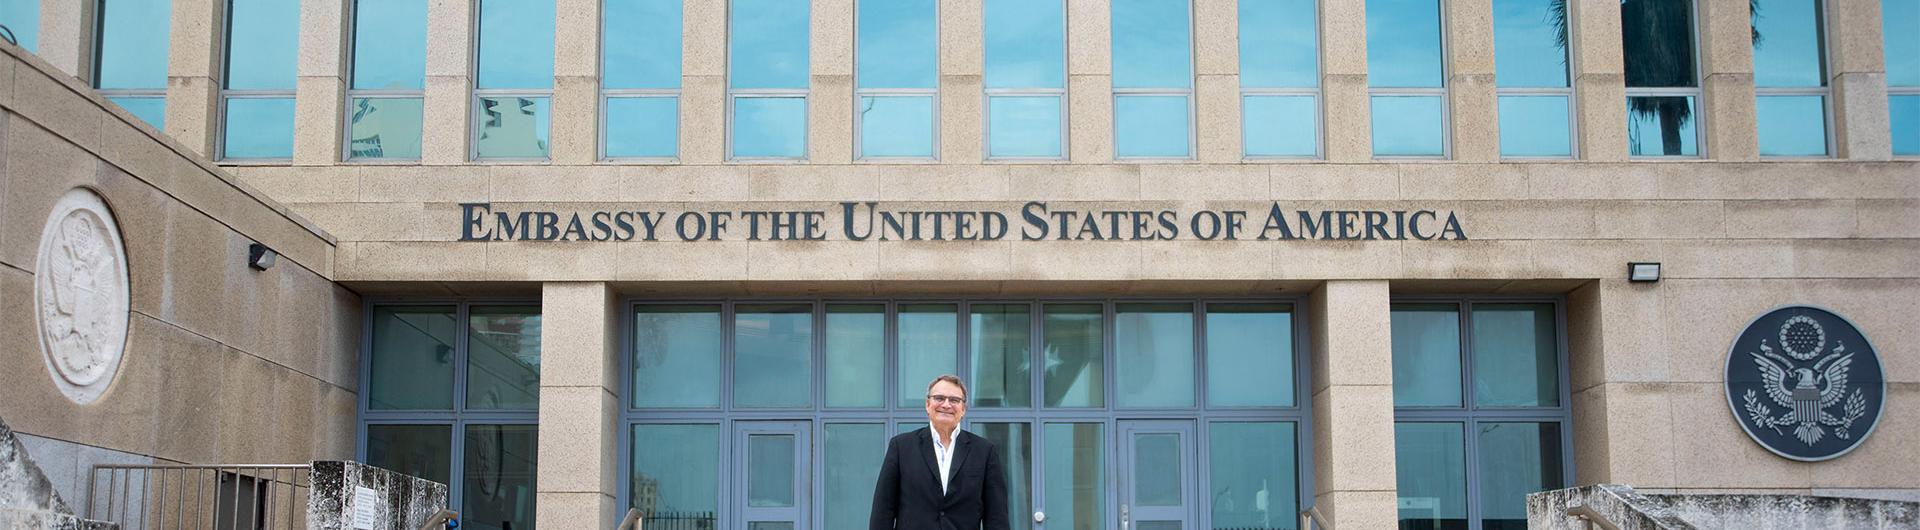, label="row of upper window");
[22,0,1919,160]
